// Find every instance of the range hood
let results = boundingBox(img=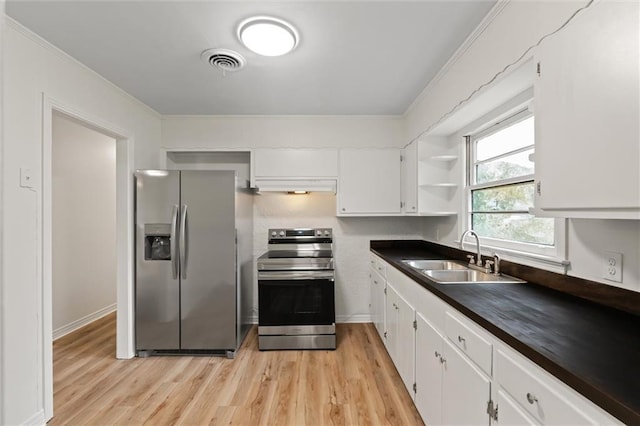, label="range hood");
[255,179,337,193]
